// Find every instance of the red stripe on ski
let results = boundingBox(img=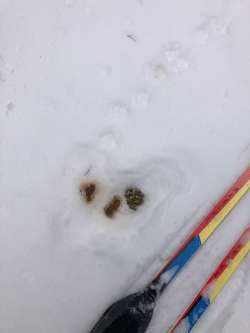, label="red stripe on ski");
[154,166,250,280]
